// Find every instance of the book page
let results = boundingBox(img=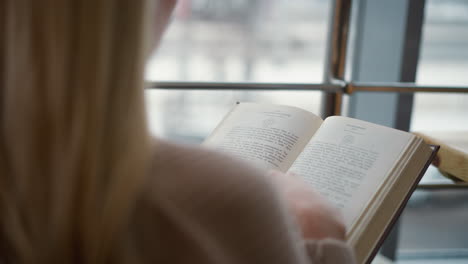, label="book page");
[288,116,414,228]
[204,103,323,172]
